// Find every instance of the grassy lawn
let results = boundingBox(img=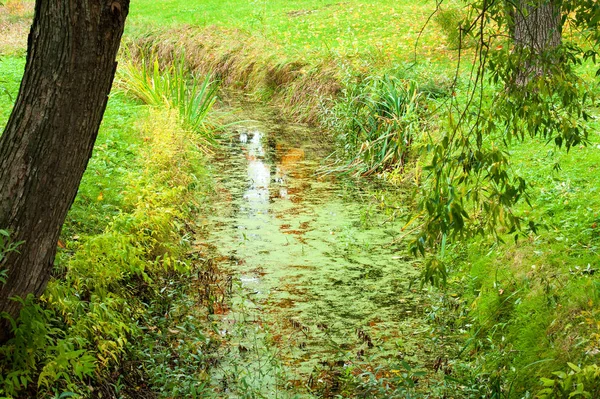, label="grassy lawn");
[128,0,458,67]
[0,56,23,123]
